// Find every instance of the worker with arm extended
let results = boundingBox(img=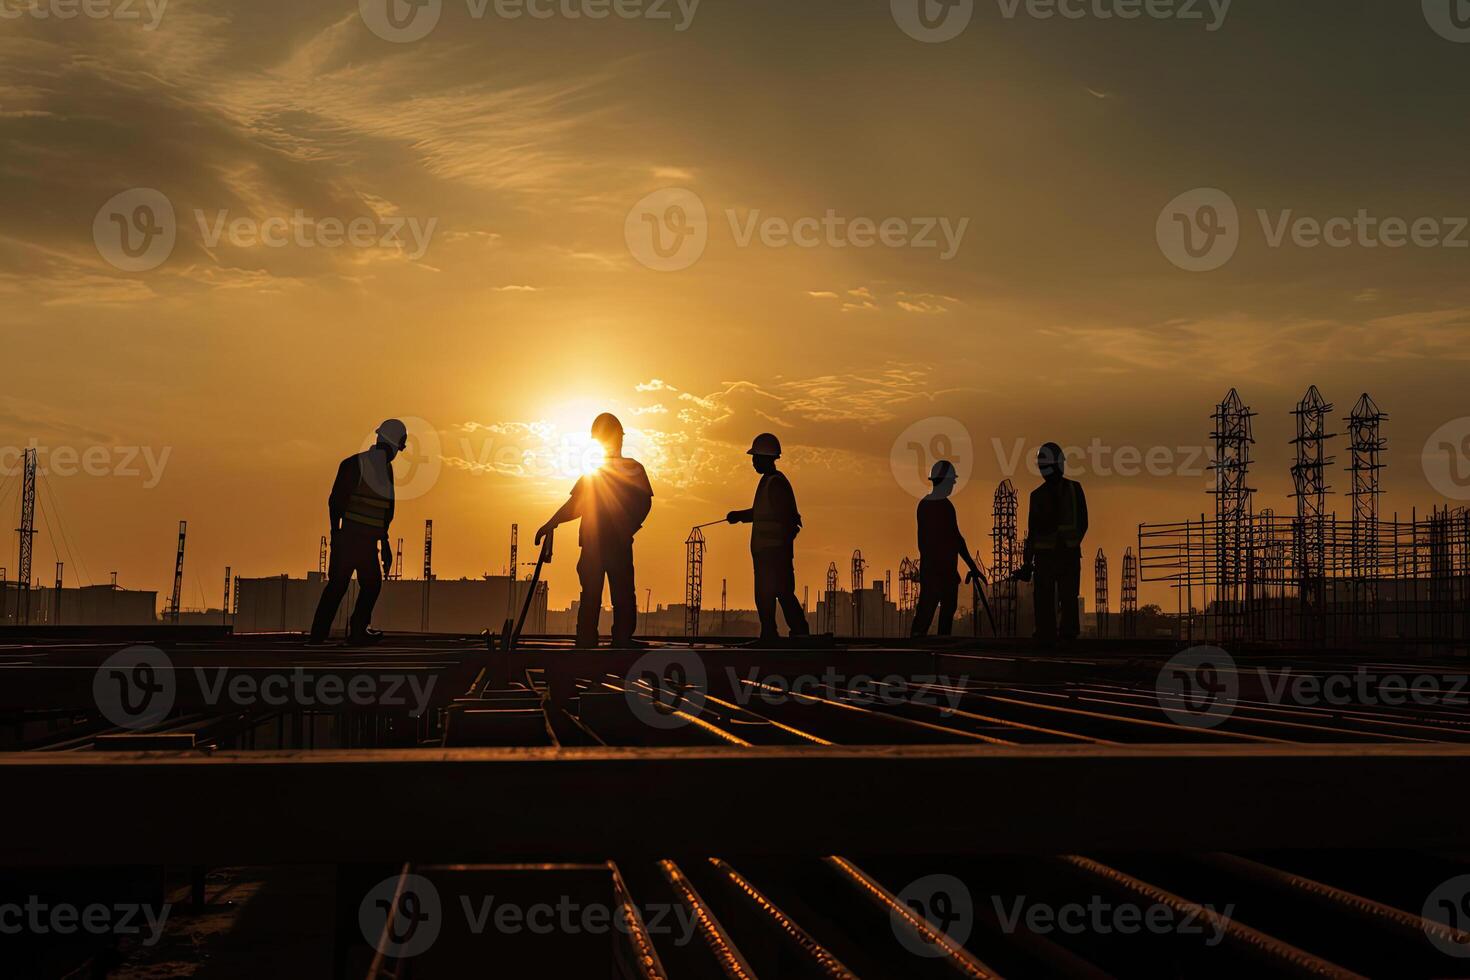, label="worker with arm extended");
[727,433,811,644]
[536,413,653,648]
